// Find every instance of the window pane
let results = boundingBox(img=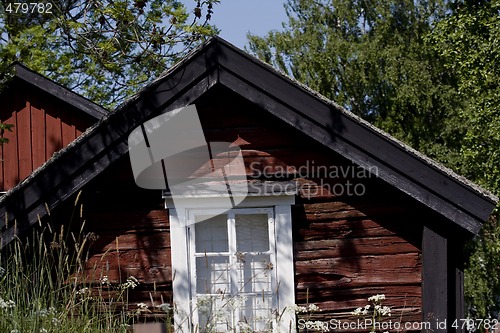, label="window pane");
[196,256,230,295]
[238,295,273,332]
[197,294,273,333]
[235,214,269,252]
[195,215,228,253]
[237,254,272,294]
[197,295,233,333]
